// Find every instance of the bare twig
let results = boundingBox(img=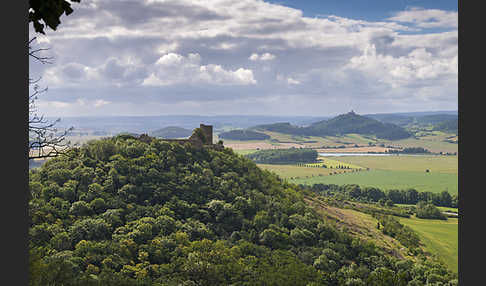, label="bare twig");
[28,37,73,160]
